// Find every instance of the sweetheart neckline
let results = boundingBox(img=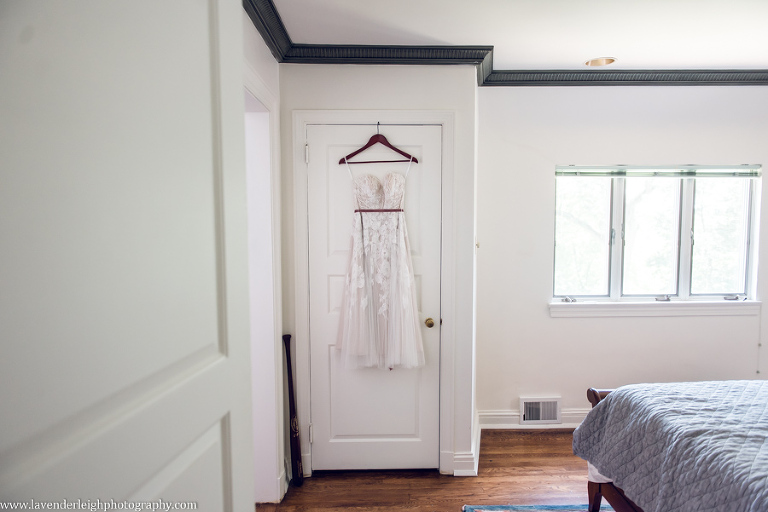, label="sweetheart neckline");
[353,172,405,182]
